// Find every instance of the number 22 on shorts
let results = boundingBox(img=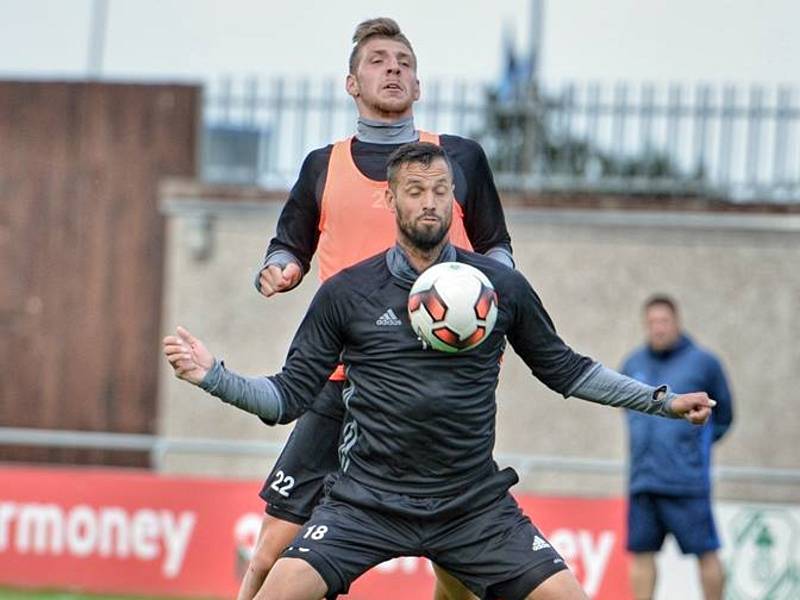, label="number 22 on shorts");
[270,470,295,497]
